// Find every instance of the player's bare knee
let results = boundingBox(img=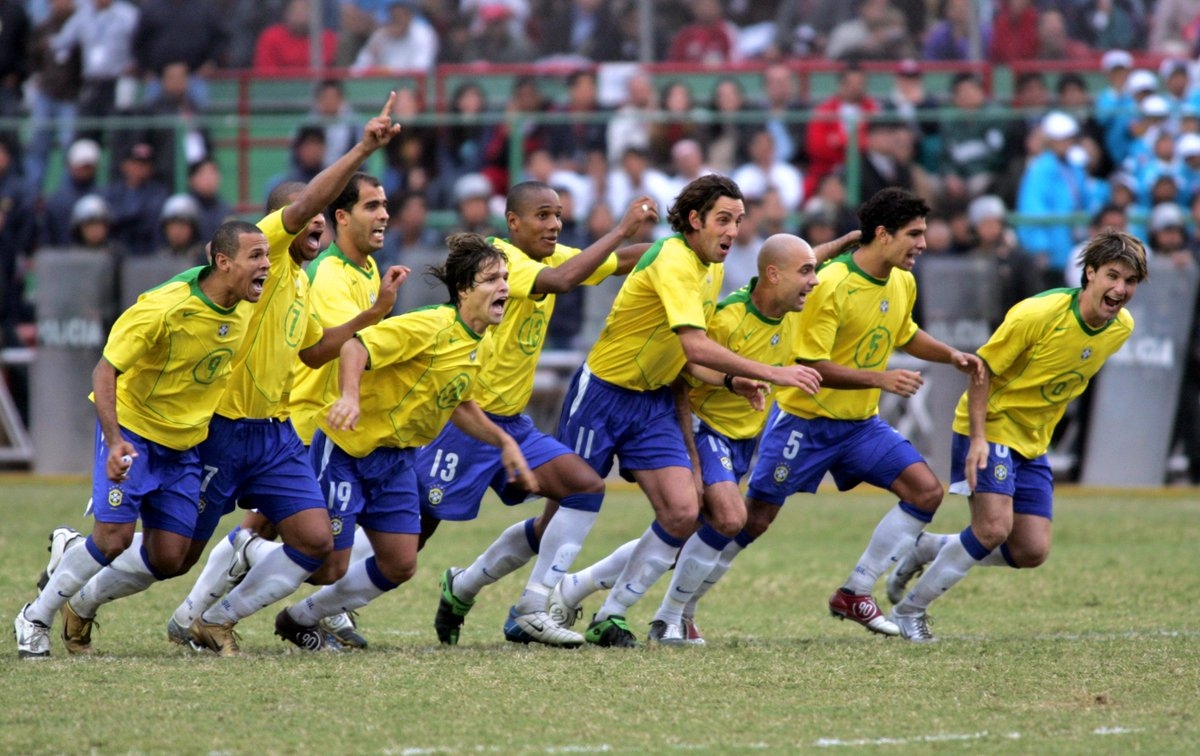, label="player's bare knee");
[378,557,417,585]
[971,520,1012,551]
[743,499,777,539]
[910,482,943,512]
[291,532,333,562]
[658,504,699,540]
[708,509,746,538]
